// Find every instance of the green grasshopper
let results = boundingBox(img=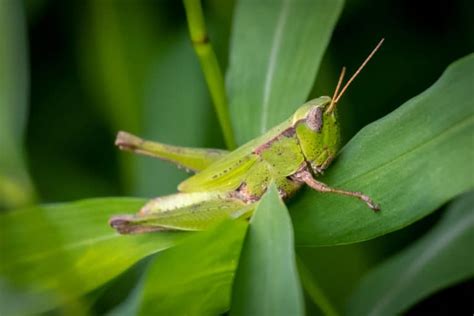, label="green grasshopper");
[110,40,384,234]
